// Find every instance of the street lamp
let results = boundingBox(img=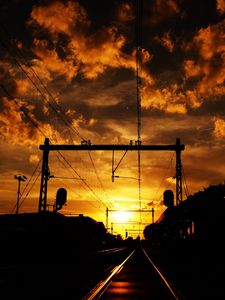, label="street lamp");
[15,175,27,214]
